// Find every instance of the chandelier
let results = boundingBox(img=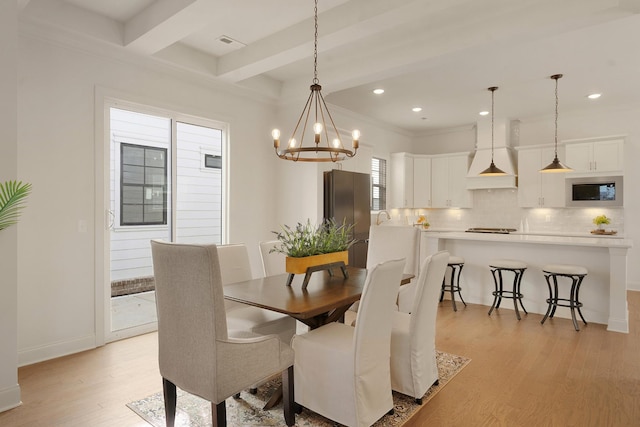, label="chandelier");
[540,74,573,173]
[271,0,359,162]
[479,86,507,176]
